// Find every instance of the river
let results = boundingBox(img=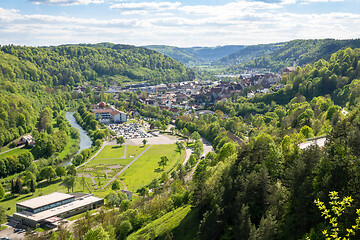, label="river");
[61,112,93,166]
